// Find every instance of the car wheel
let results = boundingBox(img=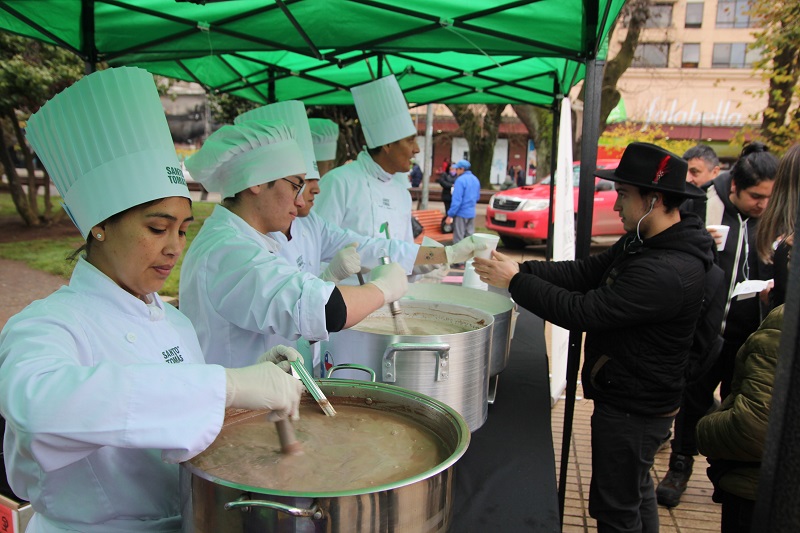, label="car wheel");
[500,235,527,249]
